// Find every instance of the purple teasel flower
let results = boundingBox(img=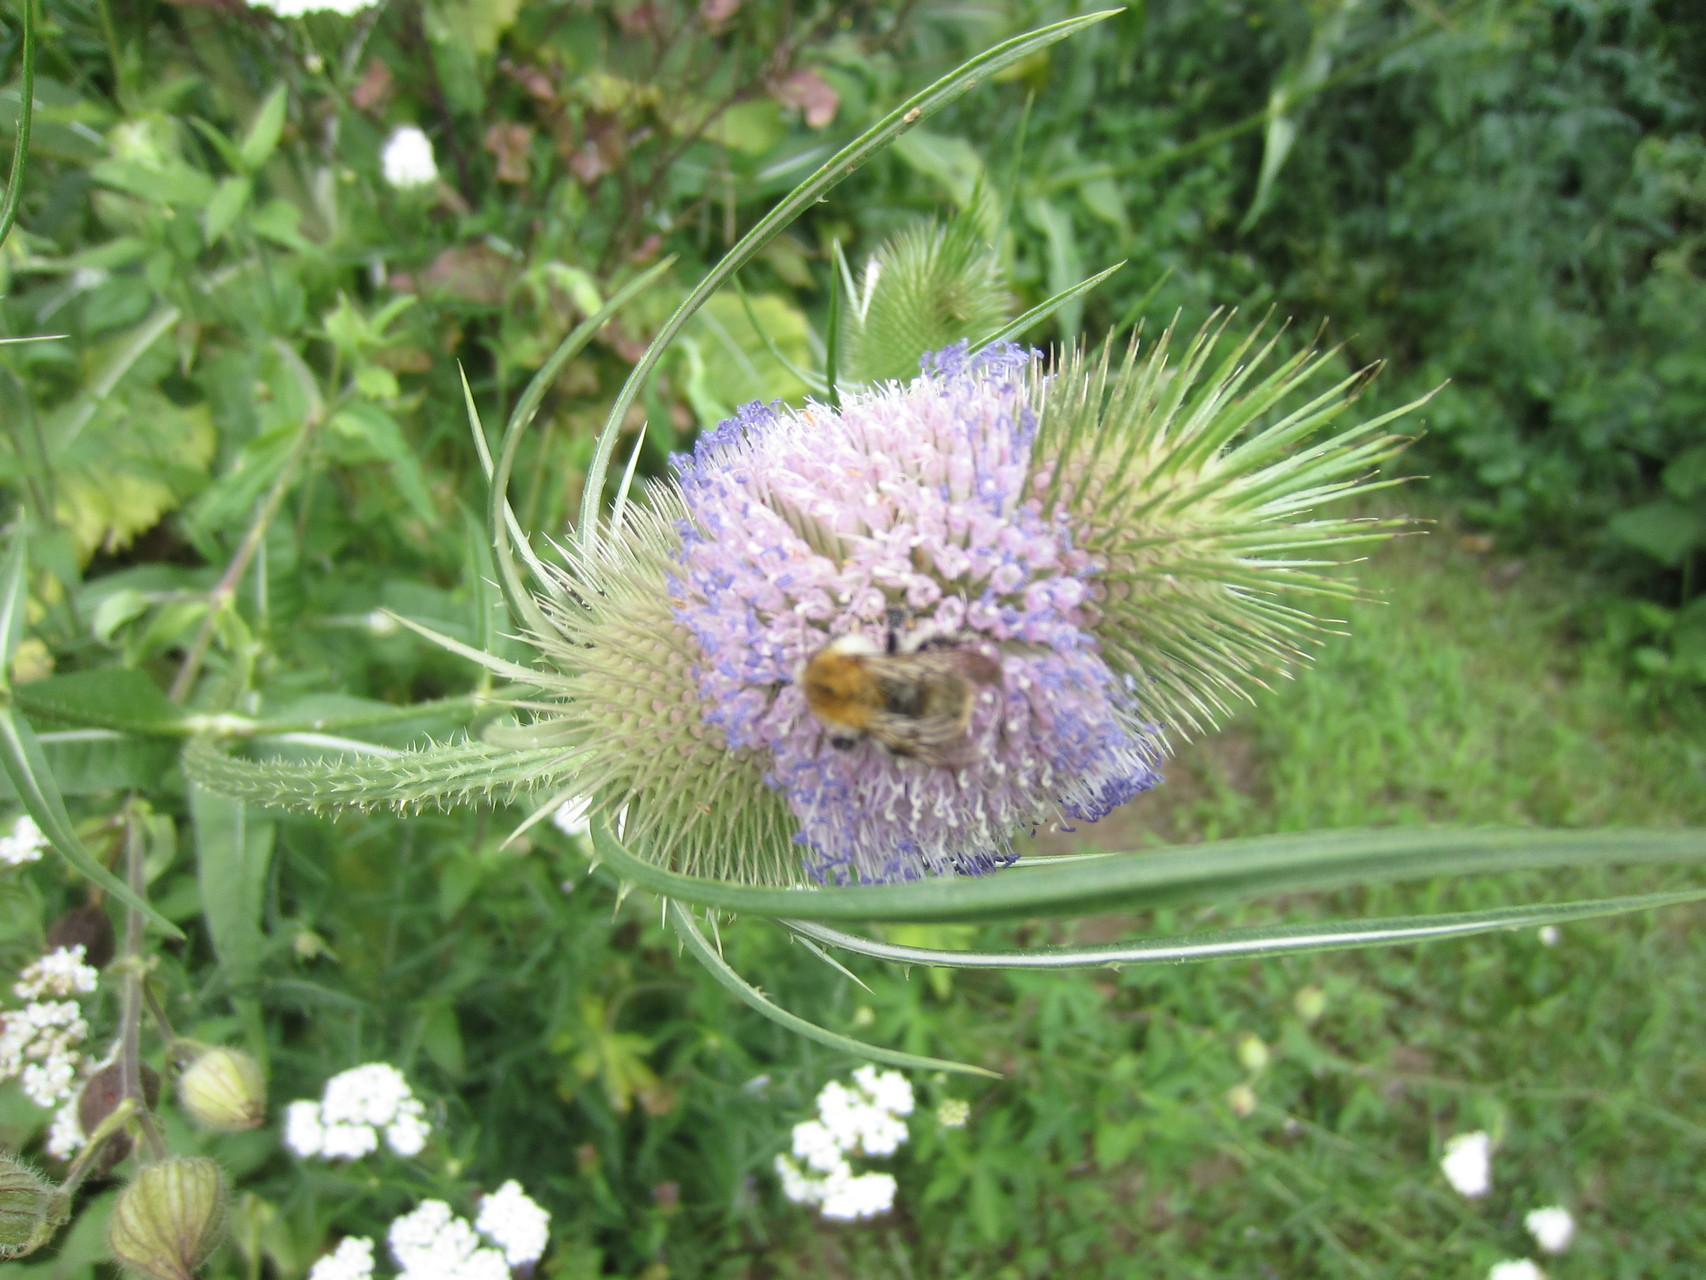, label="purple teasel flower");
[529,322,1412,888]
[668,344,1163,883]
